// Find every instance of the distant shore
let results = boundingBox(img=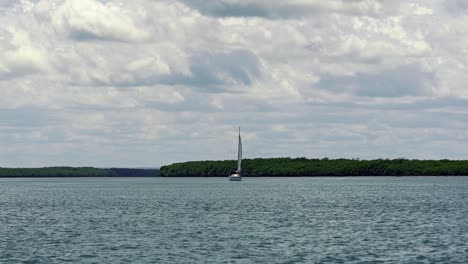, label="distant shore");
[0,167,160,177]
[3,158,468,177]
[160,158,468,177]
